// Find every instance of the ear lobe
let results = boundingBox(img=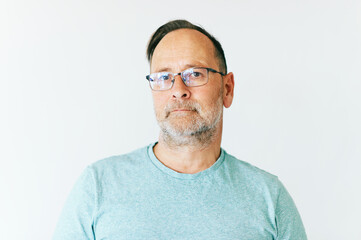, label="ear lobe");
[223,72,234,108]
